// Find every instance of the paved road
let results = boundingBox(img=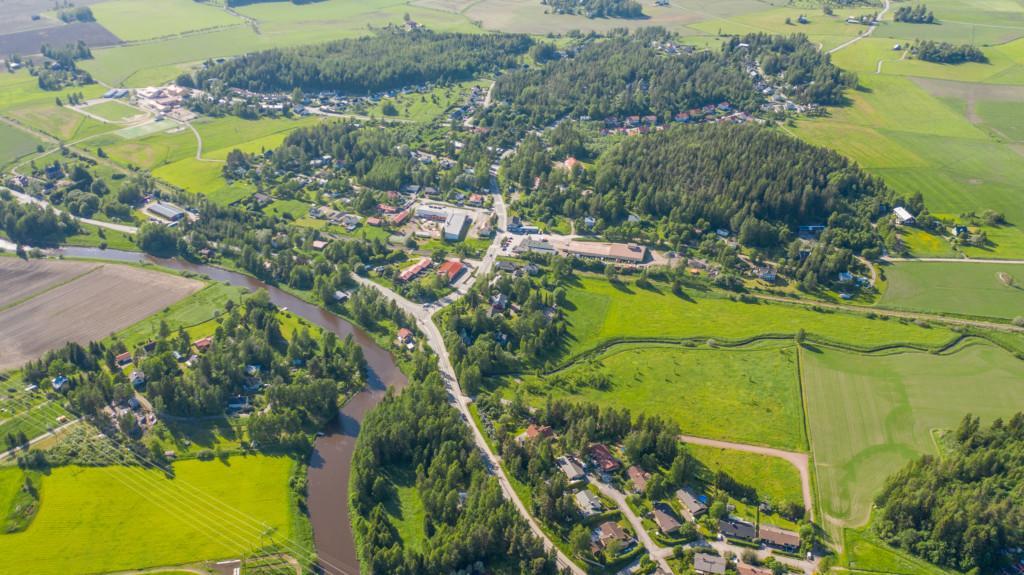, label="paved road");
[4,186,139,234]
[828,0,891,54]
[0,418,78,461]
[589,475,674,573]
[680,435,813,522]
